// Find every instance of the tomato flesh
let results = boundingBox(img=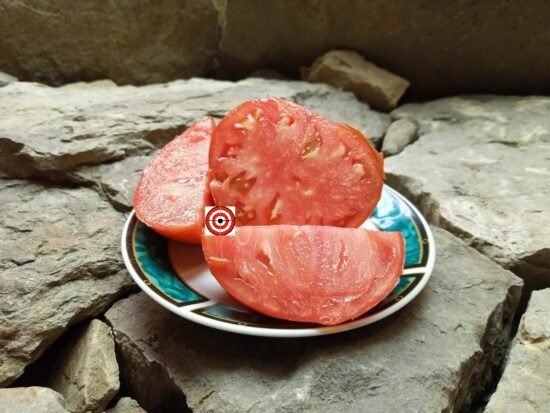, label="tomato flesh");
[202,226,404,325]
[133,118,214,243]
[209,98,384,227]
